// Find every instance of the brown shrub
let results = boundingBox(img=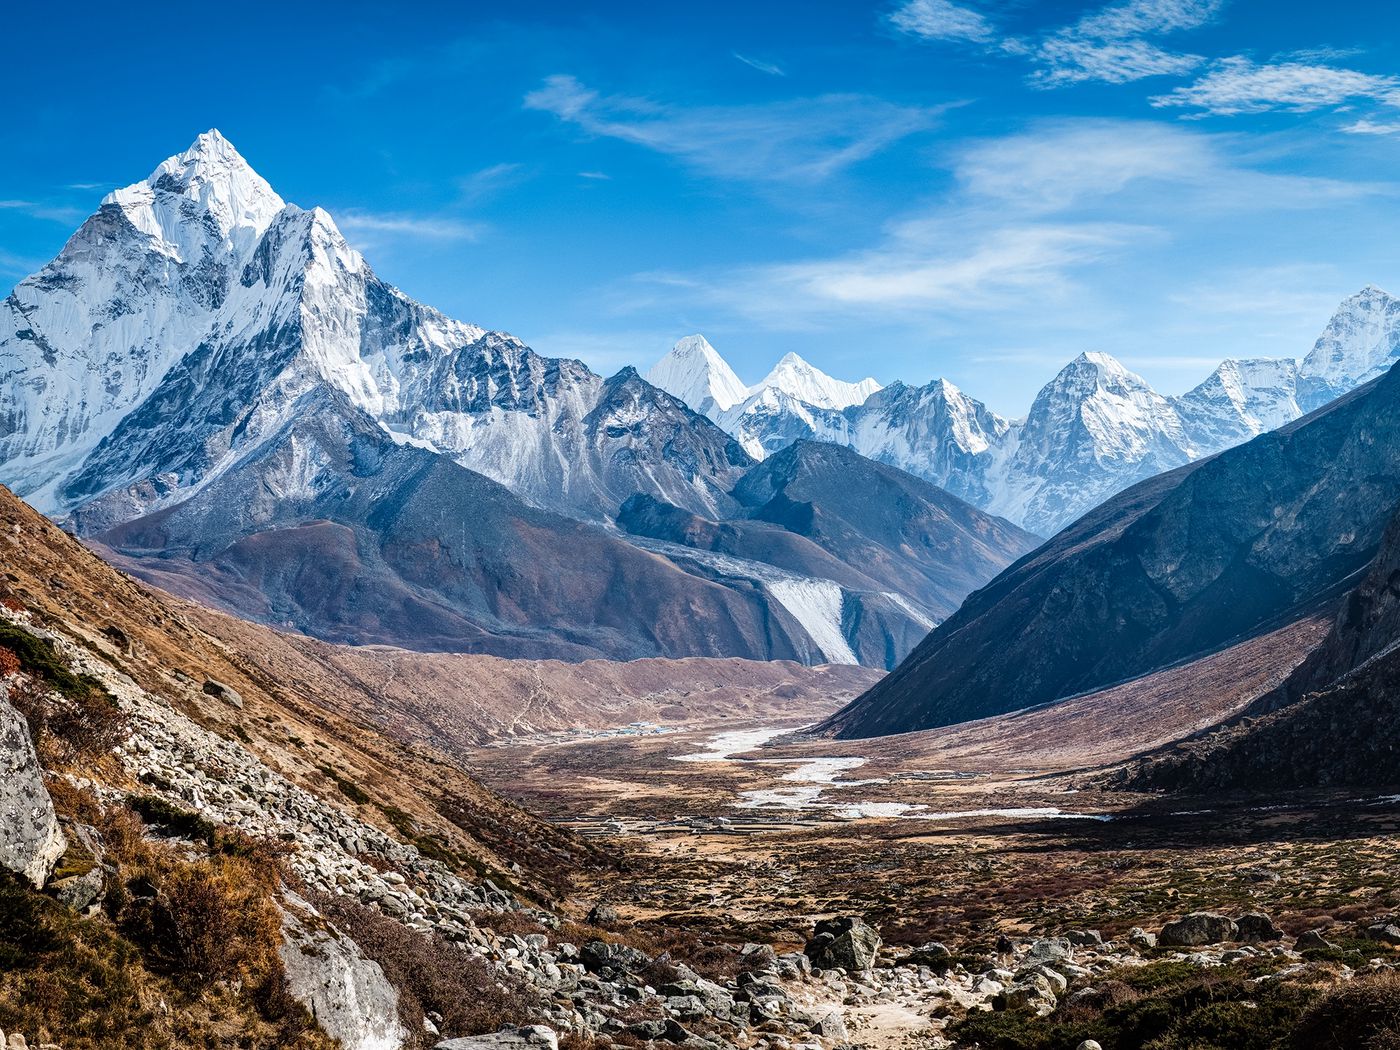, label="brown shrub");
[8,674,127,766]
[1,597,25,613]
[0,646,20,677]
[310,891,539,1048]
[1292,971,1400,1050]
[160,857,284,983]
